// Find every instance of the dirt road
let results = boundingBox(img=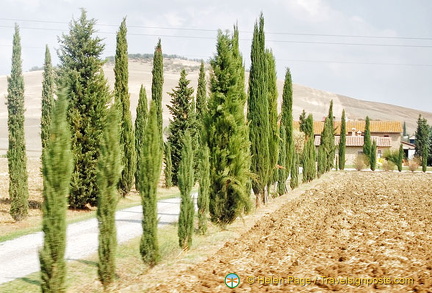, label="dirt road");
[154,172,432,292]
